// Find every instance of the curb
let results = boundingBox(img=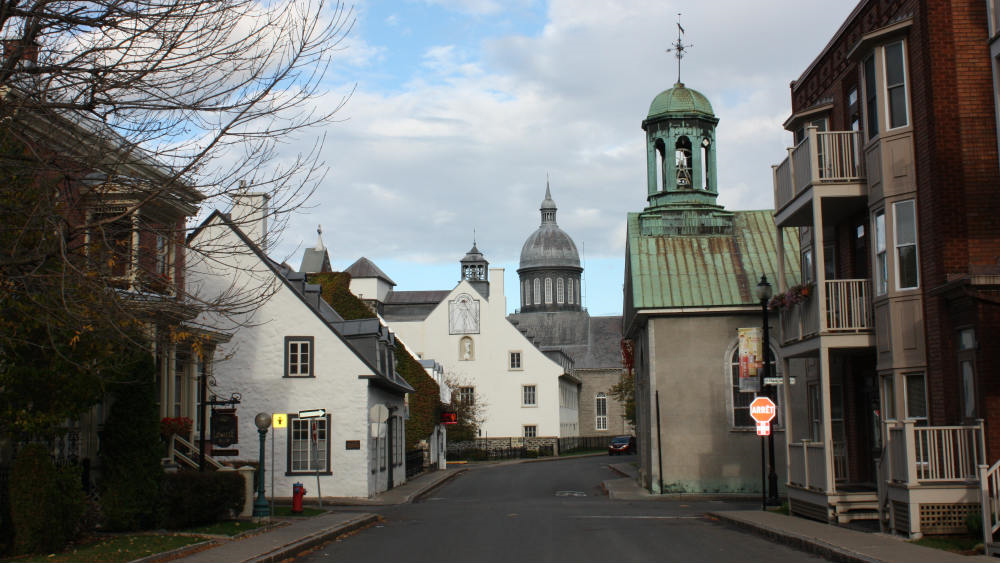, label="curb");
[130,539,218,563]
[245,514,380,563]
[708,512,879,563]
[411,468,468,503]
